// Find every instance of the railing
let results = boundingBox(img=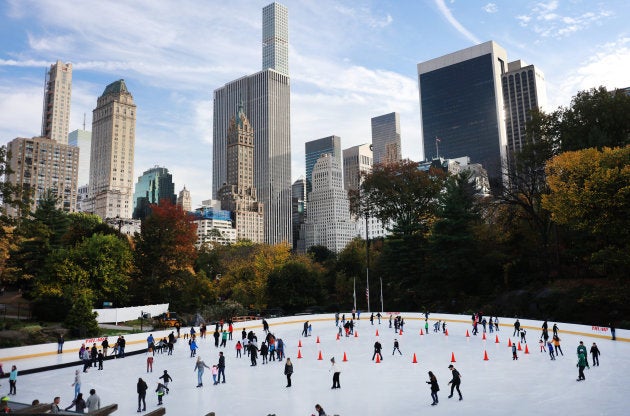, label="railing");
[0,302,32,320]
